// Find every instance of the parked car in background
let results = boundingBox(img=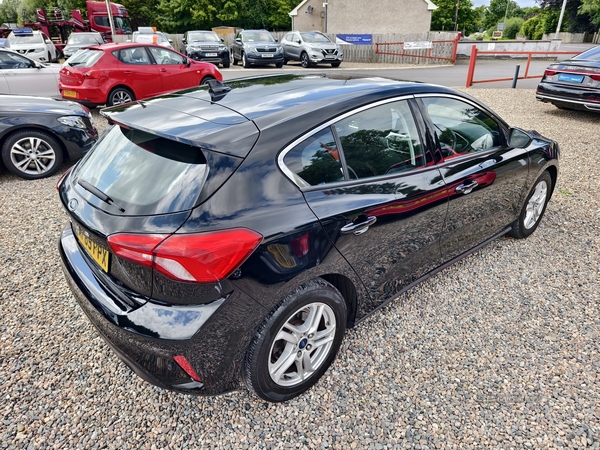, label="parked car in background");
[132,27,173,50]
[230,29,284,68]
[0,48,61,97]
[0,38,9,48]
[281,31,343,68]
[57,74,558,403]
[59,42,222,107]
[7,28,59,63]
[536,45,600,113]
[180,30,230,68]
[63,32,105,60]
[1,94,96,179]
